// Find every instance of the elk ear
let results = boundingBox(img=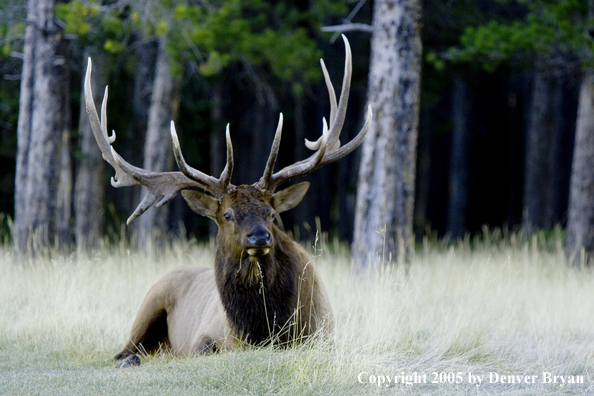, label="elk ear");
[182,190,219,220]
[272,182,310,214]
